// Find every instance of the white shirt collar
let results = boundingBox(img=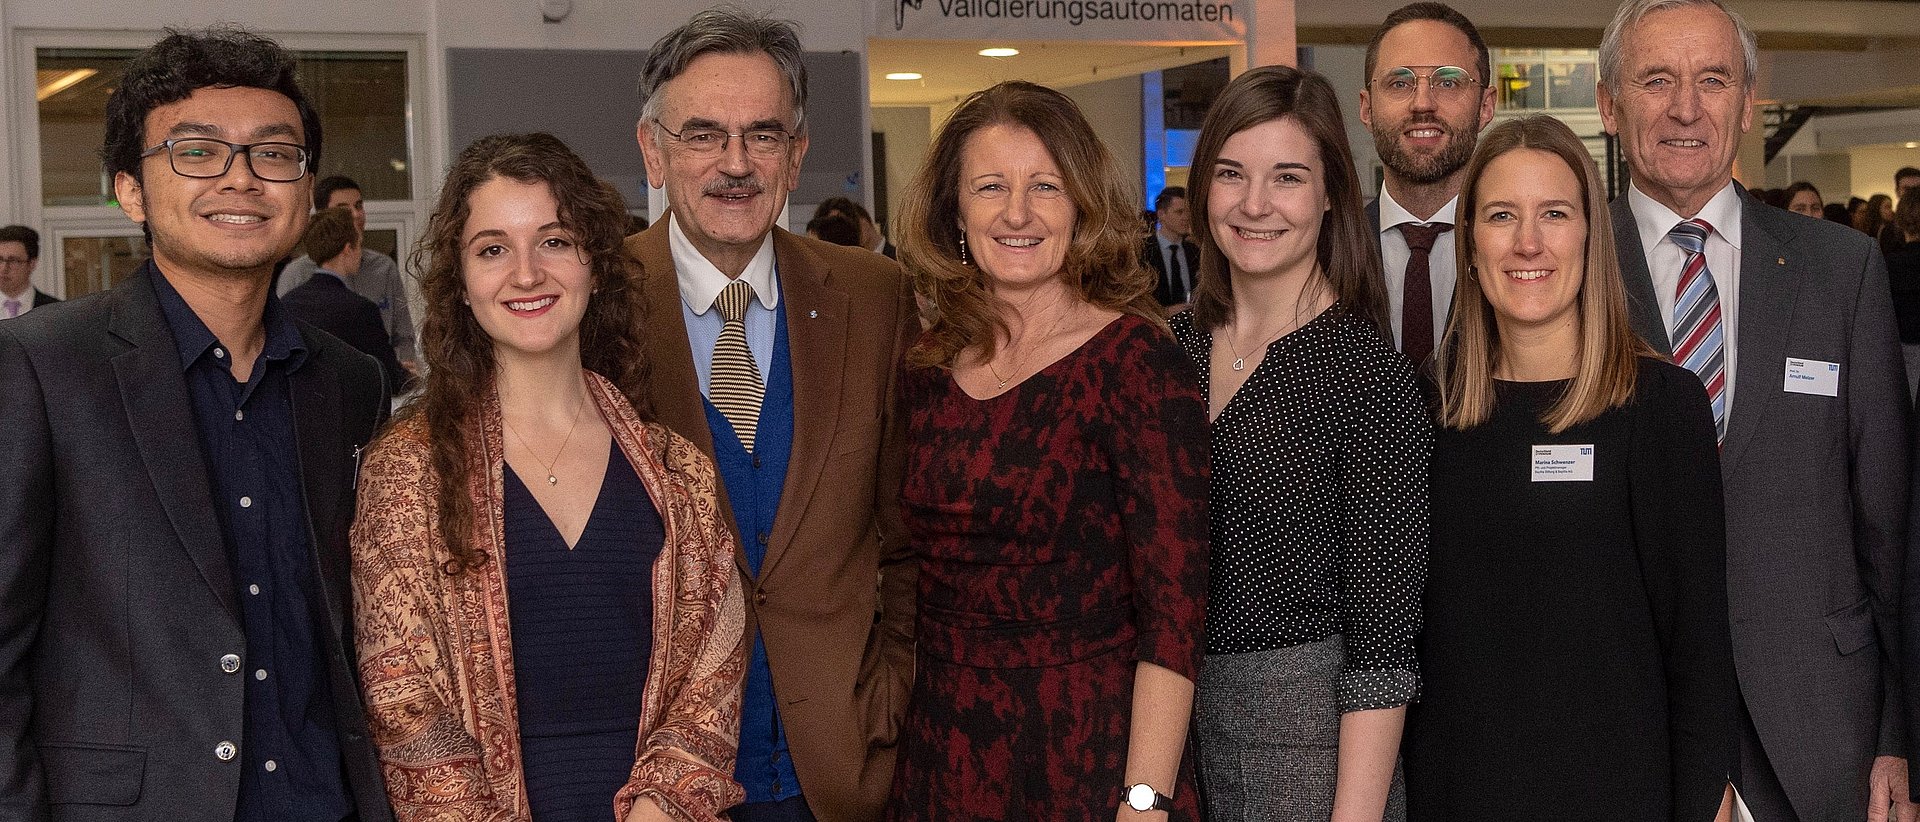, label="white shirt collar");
[1377,185,1458,232]
[669,213,779,315]
[1629,180,1744,253]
